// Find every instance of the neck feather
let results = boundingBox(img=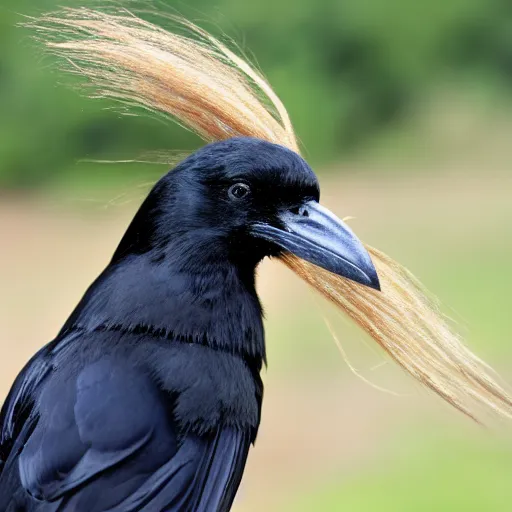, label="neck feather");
[62,237,266,364]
